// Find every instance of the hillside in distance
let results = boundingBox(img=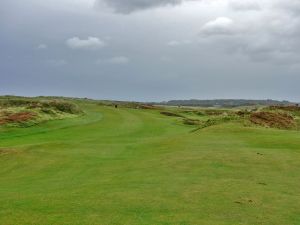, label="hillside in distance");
[156,99,297,108]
